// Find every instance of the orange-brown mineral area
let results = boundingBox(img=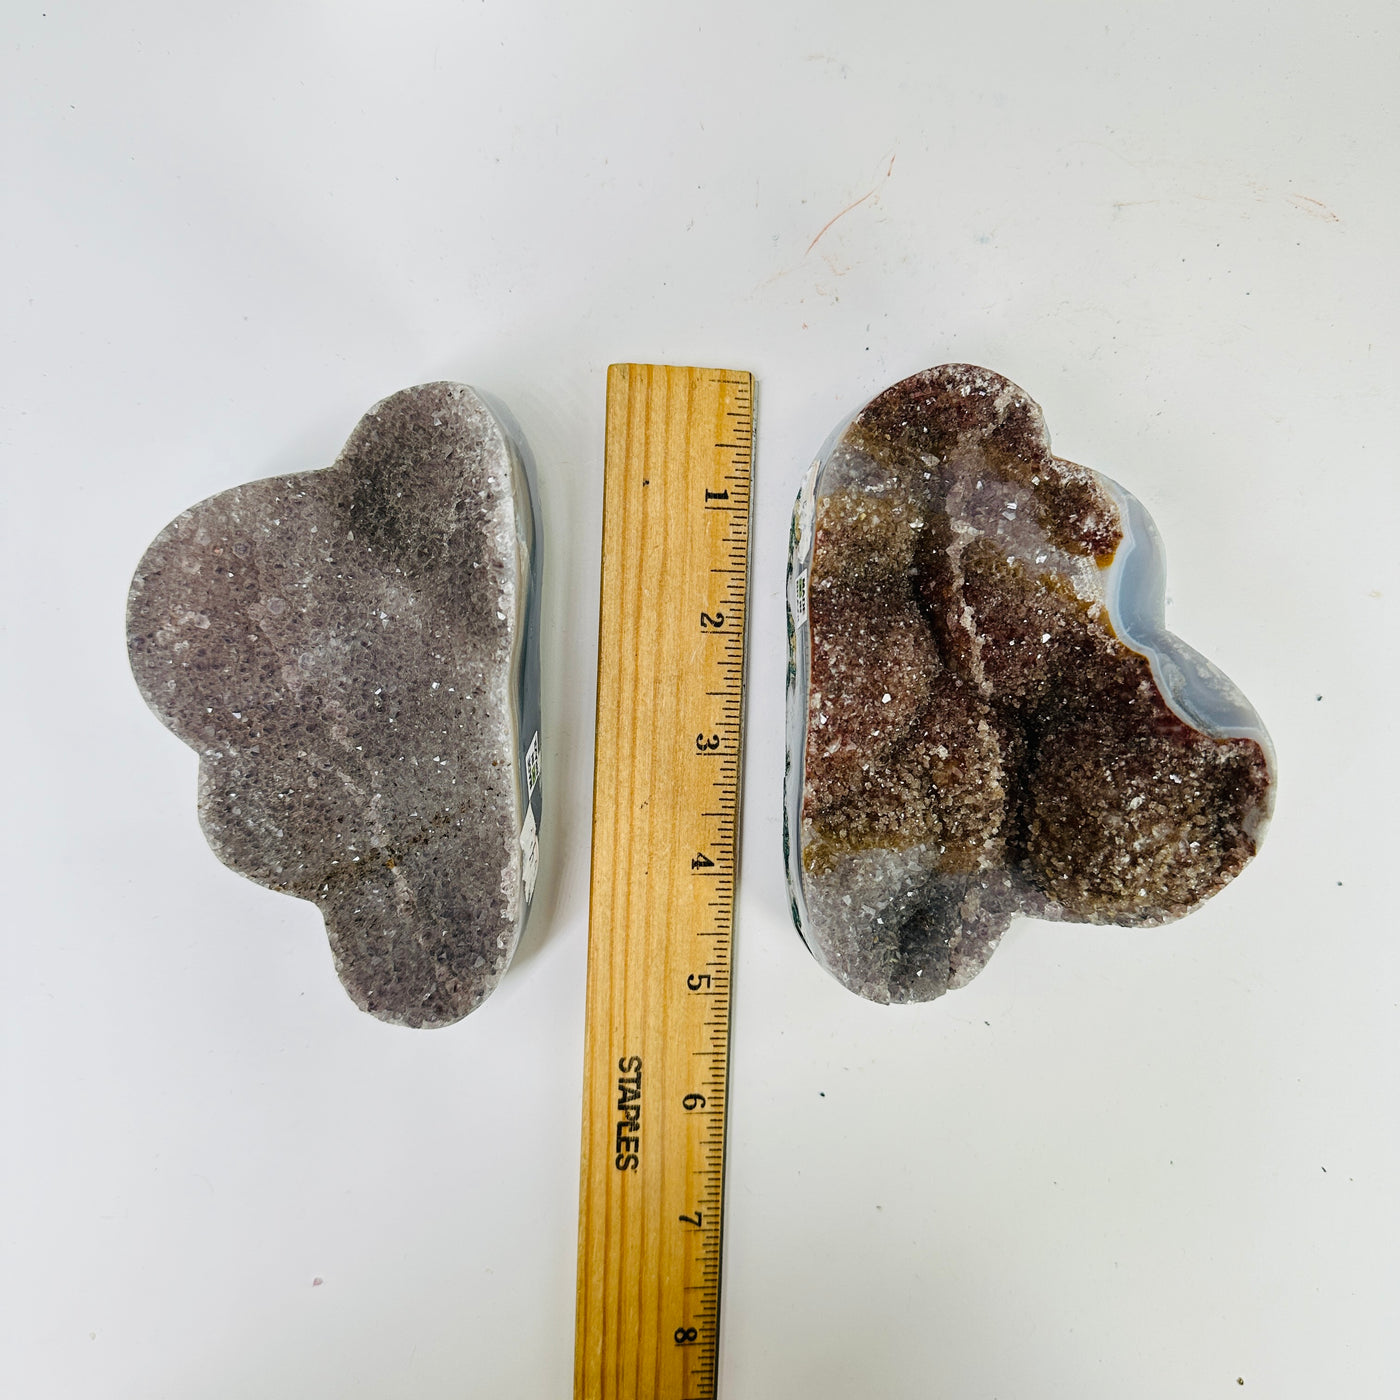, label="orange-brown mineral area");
[796,365,1272,1004]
